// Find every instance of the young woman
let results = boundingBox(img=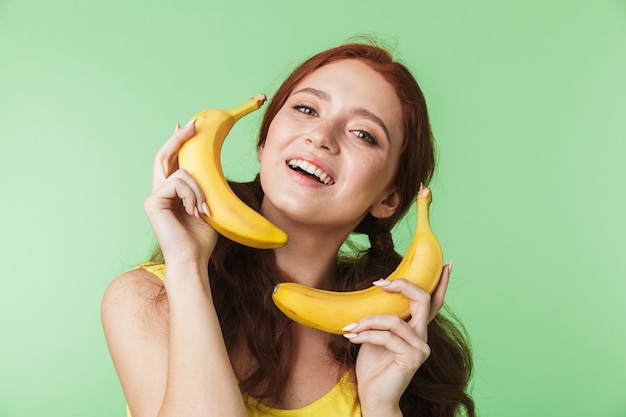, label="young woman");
[102,42,475,417]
